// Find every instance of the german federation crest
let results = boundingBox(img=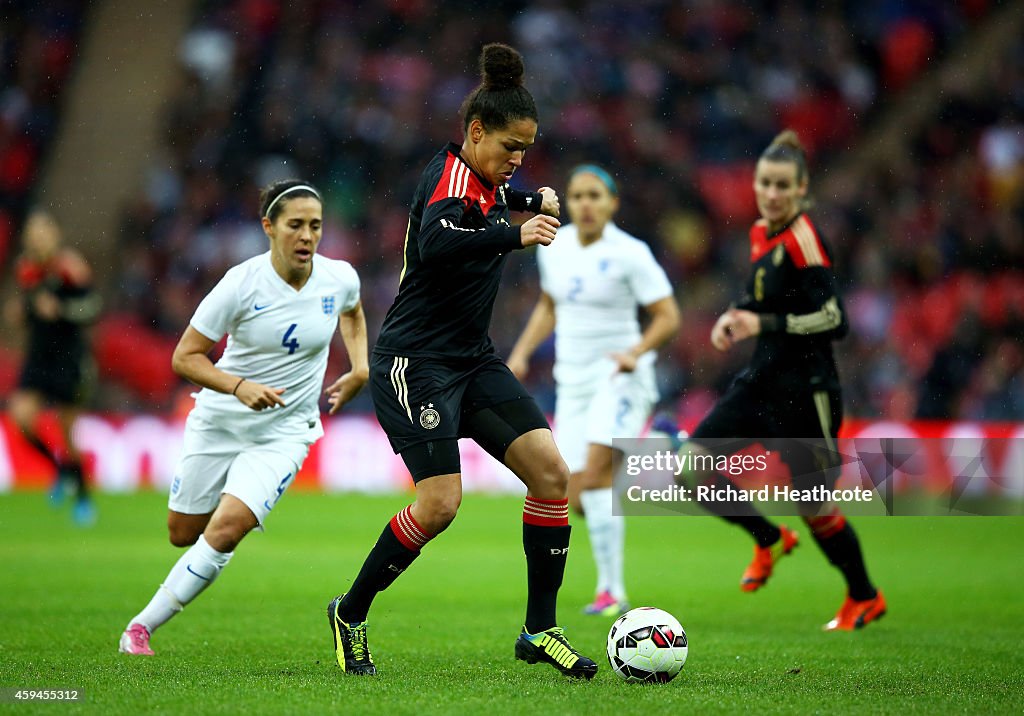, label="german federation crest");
[419,403,441,430]
[322,295,336,315]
